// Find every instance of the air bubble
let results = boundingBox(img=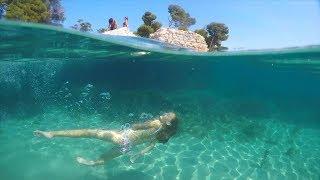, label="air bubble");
[84,84,93,91]
[139,112,153,120]
[120,123,132,154]
[64,93,72,98]
[100,92,111,100]
[81,92,89,97]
